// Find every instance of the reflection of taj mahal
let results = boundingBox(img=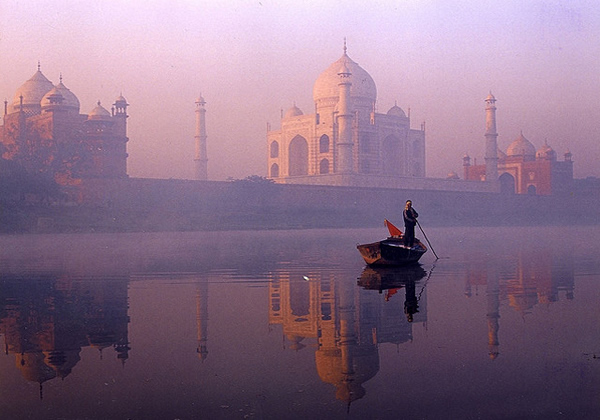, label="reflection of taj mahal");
[267,43,425,188]
[268,270,427,404]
